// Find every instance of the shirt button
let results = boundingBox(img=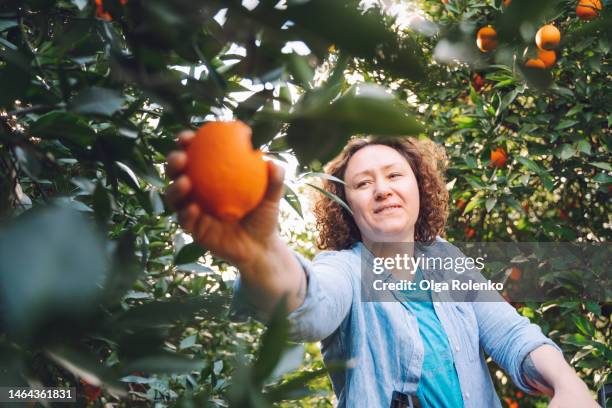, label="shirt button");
[465,392,470,400]
[455,345,460,352]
